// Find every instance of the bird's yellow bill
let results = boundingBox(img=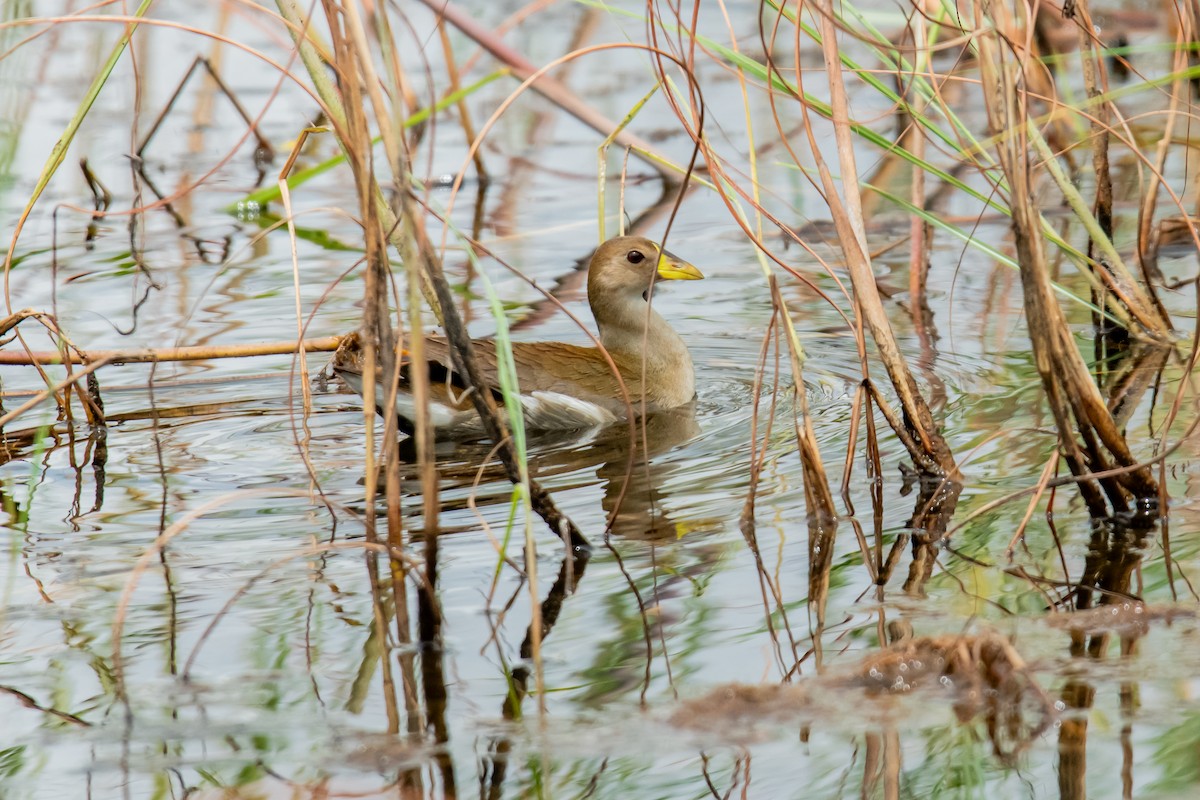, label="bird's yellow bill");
[656,251,704,281]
